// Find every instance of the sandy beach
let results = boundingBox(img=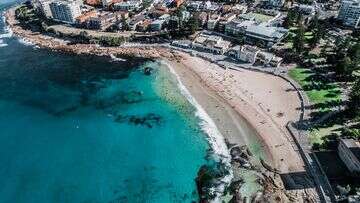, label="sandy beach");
[167,55,305,172]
